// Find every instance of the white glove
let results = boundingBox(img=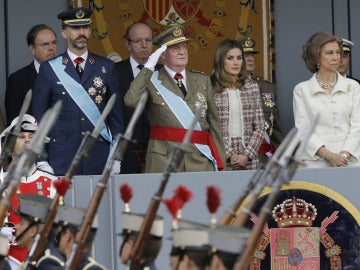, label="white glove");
[111,160,121,175]
[0,226,15,242]
[37,161,54,174]
[144,45,167,71]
